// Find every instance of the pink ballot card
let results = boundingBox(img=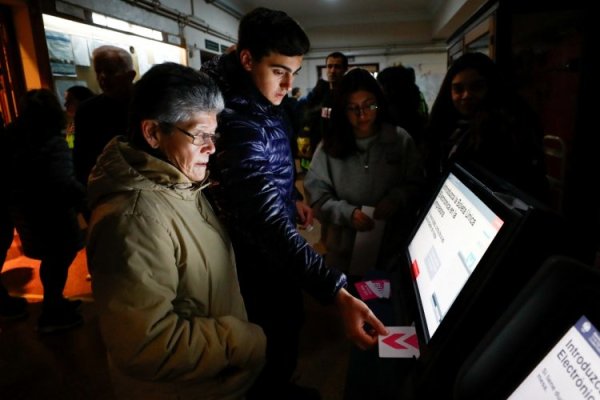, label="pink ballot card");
[378,326,420,358]
[354,279,391,301]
